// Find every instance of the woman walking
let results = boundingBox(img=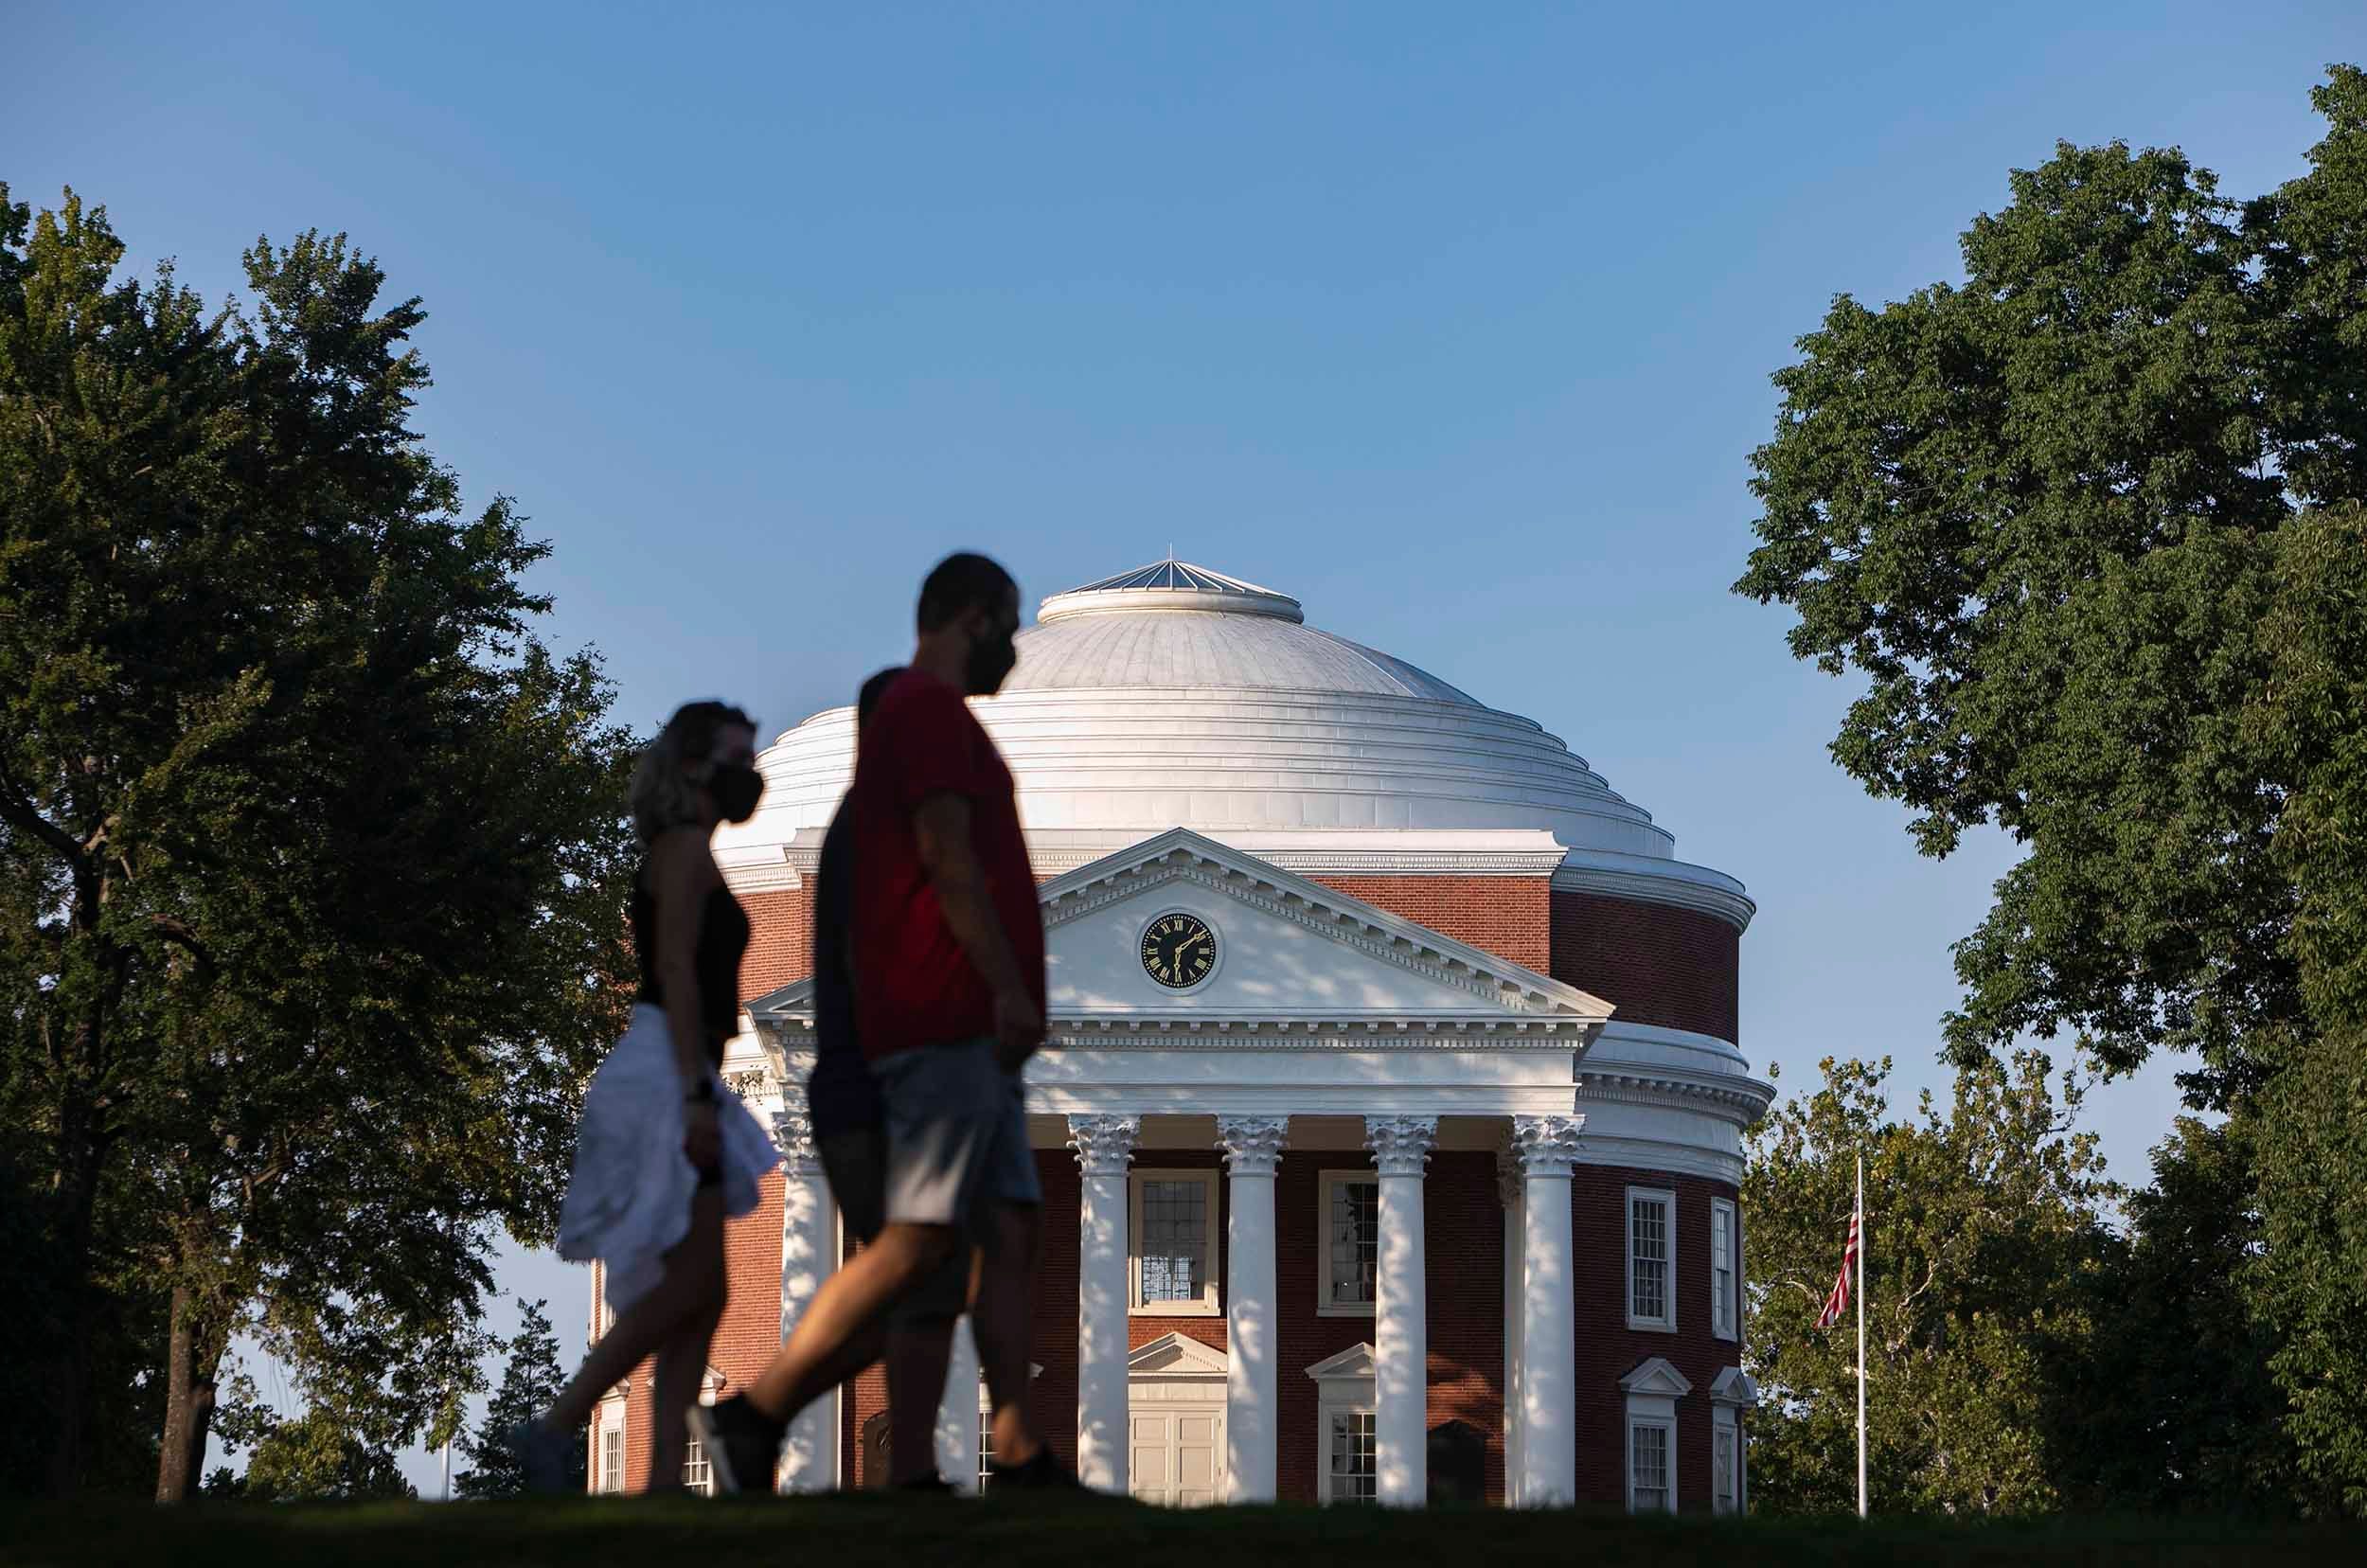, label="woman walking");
[512,701,780,1494]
